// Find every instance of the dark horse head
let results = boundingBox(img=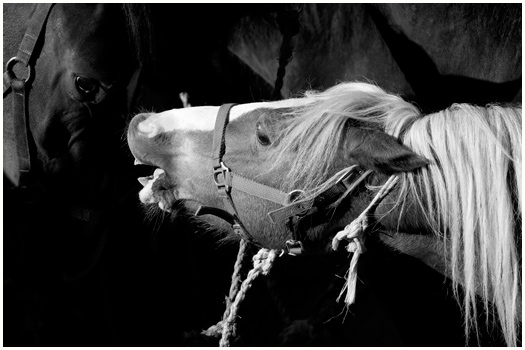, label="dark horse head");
[4,4,152,281]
